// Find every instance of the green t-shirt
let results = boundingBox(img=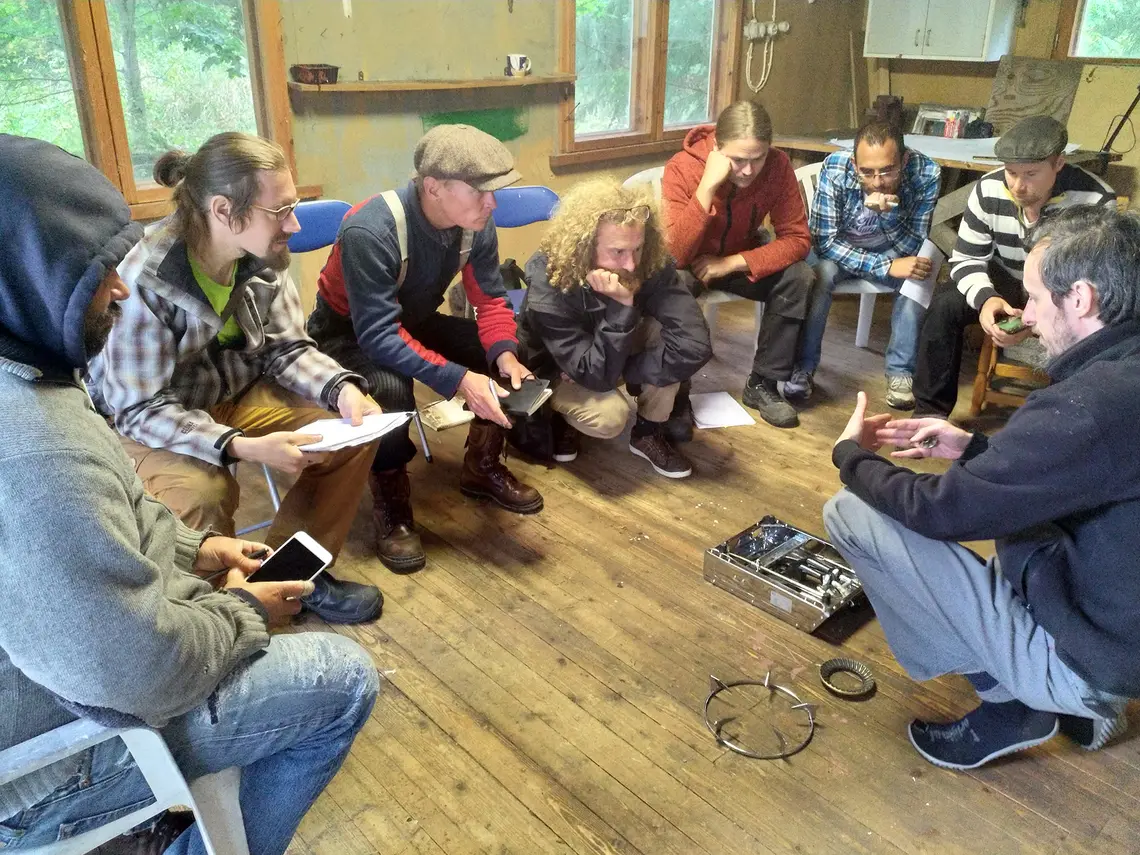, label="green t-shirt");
[188,256,244,348]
